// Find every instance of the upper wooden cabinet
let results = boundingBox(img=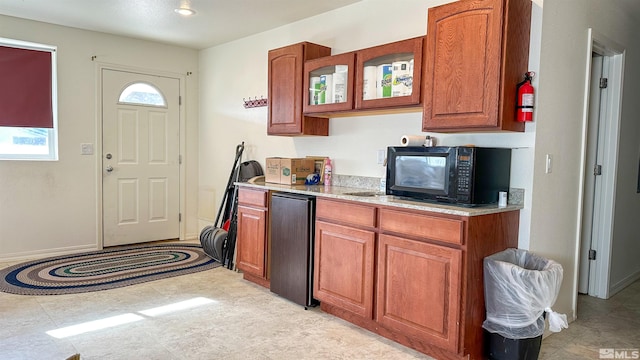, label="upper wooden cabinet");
[422,0,532,132]
[303,37,424,117]
[268,42,331,136]
[303,52,355,114]
[355,36,424,110]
